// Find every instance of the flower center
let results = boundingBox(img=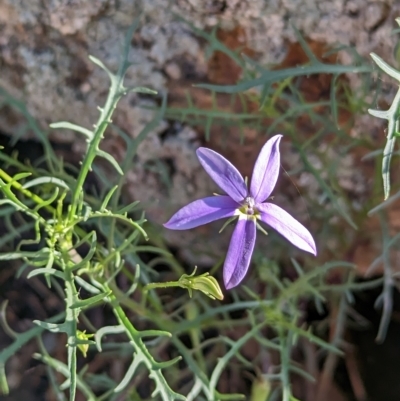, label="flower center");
[244,196,255,215]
